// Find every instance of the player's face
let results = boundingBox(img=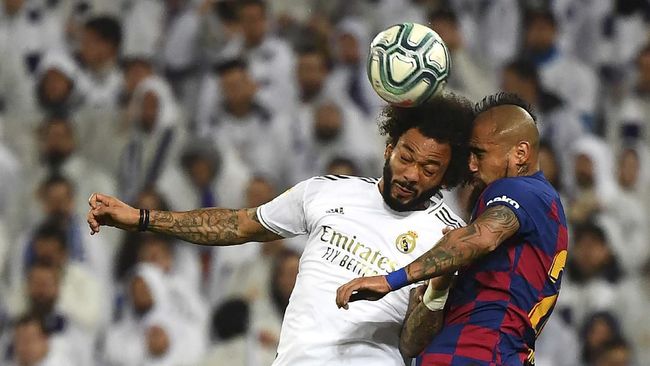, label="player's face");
[381,128,451,211]
[468,117,513,185]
